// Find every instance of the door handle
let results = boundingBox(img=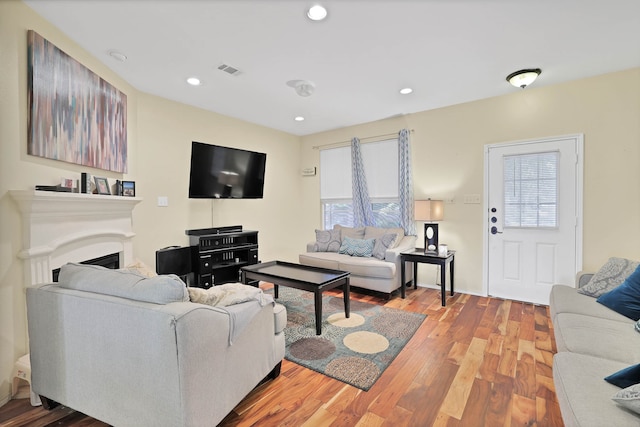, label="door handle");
[491,226,503,235]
